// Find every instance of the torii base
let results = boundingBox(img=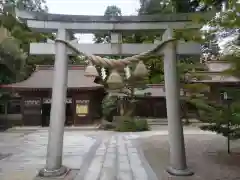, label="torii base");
[166,166,194,176]
[38,166,69,178]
